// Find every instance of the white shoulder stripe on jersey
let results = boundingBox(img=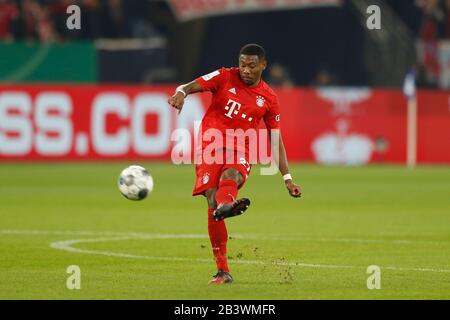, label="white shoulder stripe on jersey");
[202,70,220,81]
